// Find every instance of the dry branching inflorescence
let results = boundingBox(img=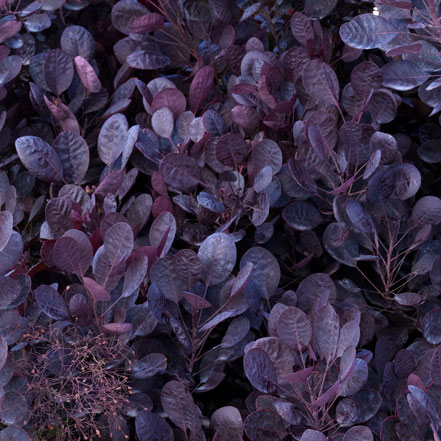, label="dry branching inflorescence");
[16,325,132,441]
